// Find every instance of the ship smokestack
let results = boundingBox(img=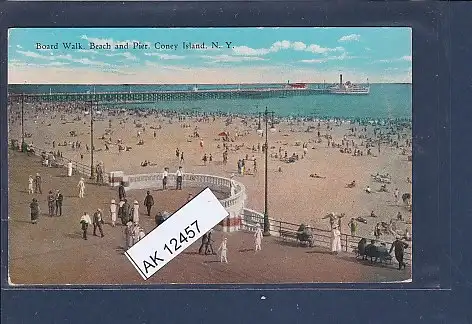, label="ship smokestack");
[339,74,343,86]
